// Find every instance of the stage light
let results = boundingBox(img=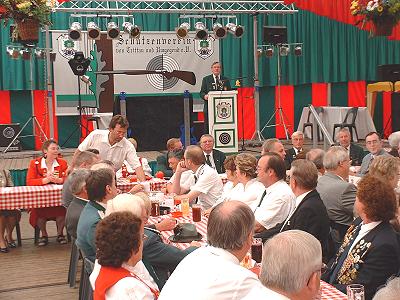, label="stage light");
[265,45,274,57]
[194,22,208,40]
[68,51,90,76]
[226,23,244,38]
[69,22,82,41]
[176,22,190,39]
[213,23,227,39]
[123,22,140,39]
[279,44,290,56]
[256,48,263,58]
[7,47,20,59]
[294,45,302,56]
[35,49,45,59]
[87,22,101,40]
[20,49,31,60]
[107,22,120,39]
